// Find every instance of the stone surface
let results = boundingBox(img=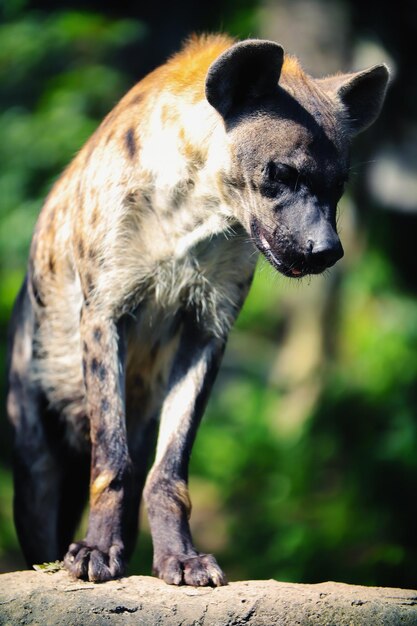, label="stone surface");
[0,570,416,625]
